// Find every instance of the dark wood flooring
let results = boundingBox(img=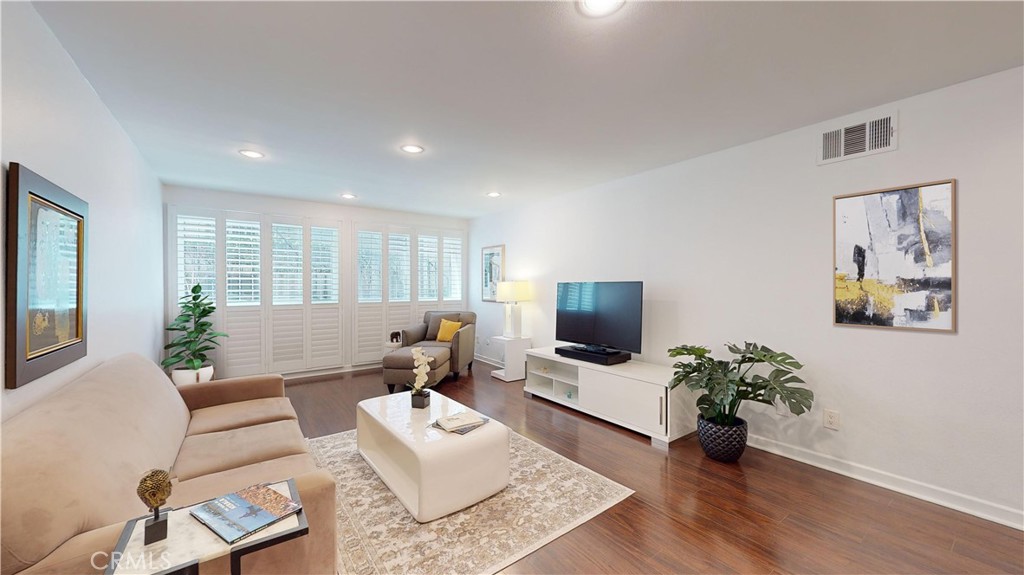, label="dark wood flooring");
[286,362,1024,574]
